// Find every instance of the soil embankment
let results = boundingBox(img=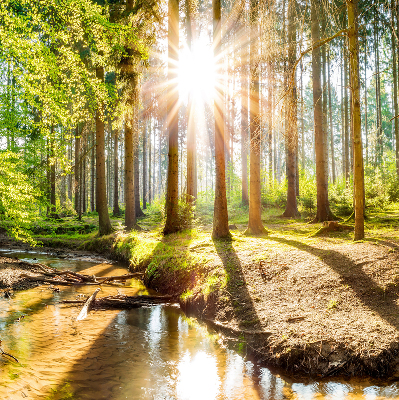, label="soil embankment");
[3,231,399,379]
